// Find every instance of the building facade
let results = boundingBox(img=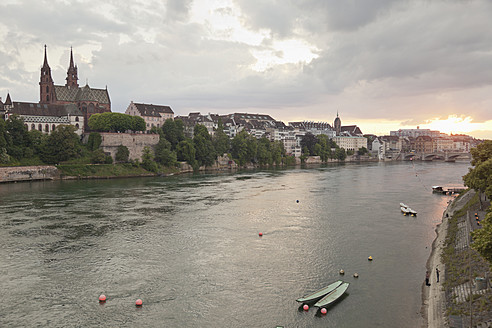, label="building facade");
[125,101,174,131]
